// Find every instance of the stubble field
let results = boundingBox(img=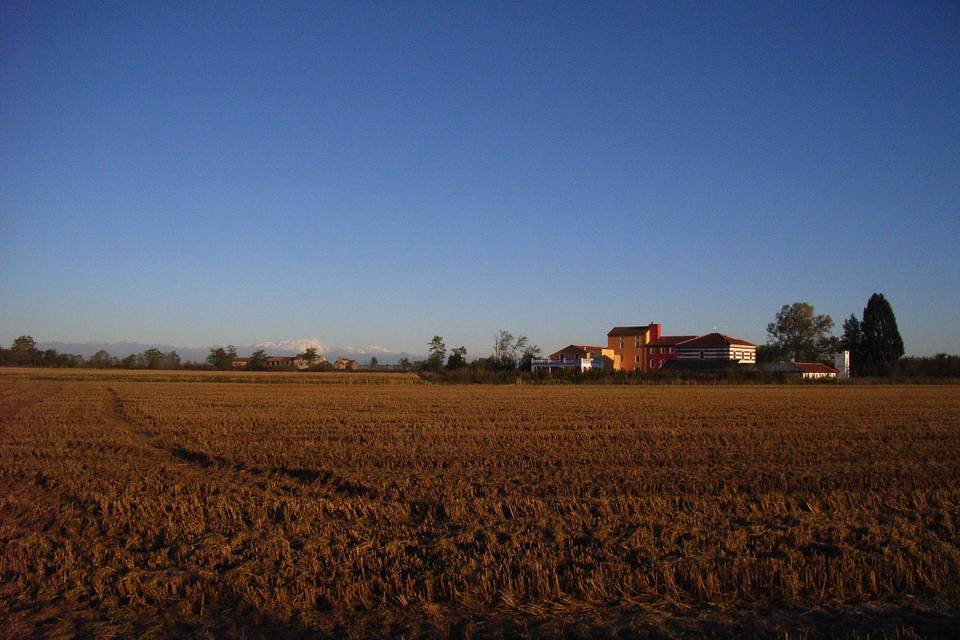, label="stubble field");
[1,369,958,638]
